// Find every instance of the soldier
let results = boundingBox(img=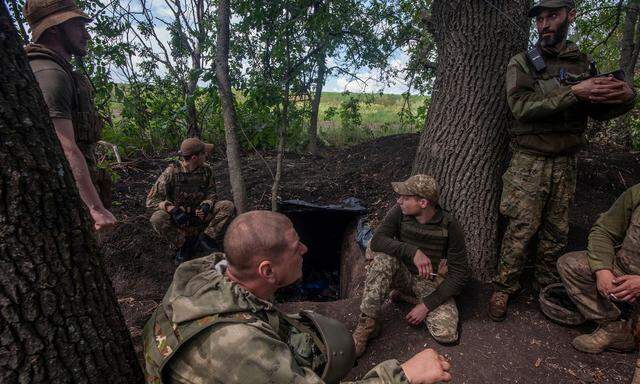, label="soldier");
[488,0,636,321]
[352,175,469,357]
[556,184,640,353]
[143,211,453,384]
[146,138,235,263]
[24,0,116,230]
